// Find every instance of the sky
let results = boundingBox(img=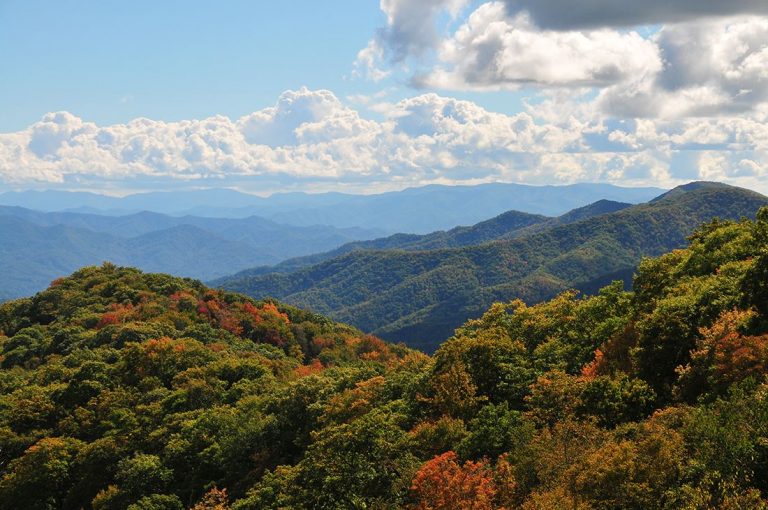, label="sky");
[1,0,767,195]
